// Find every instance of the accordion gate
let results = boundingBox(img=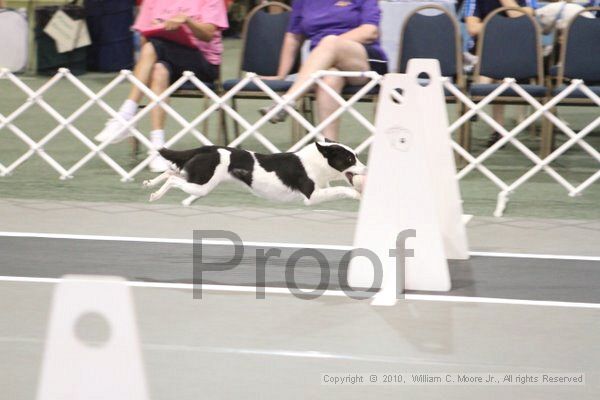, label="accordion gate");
[0,67,598,216]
